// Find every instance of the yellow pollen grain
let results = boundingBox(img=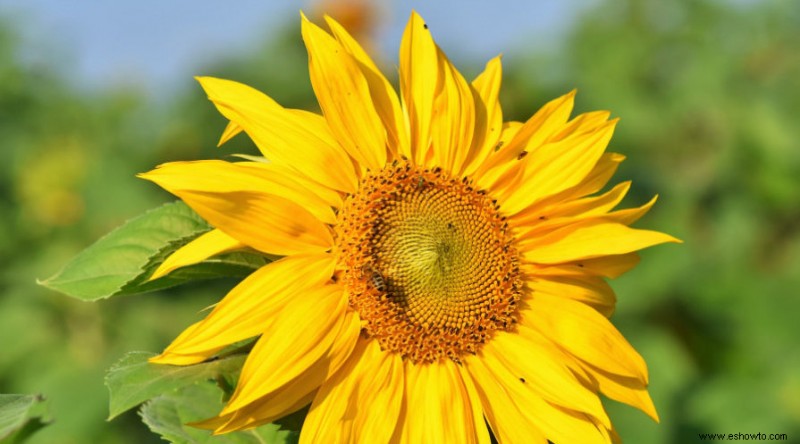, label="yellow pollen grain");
[336,161,522,364]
